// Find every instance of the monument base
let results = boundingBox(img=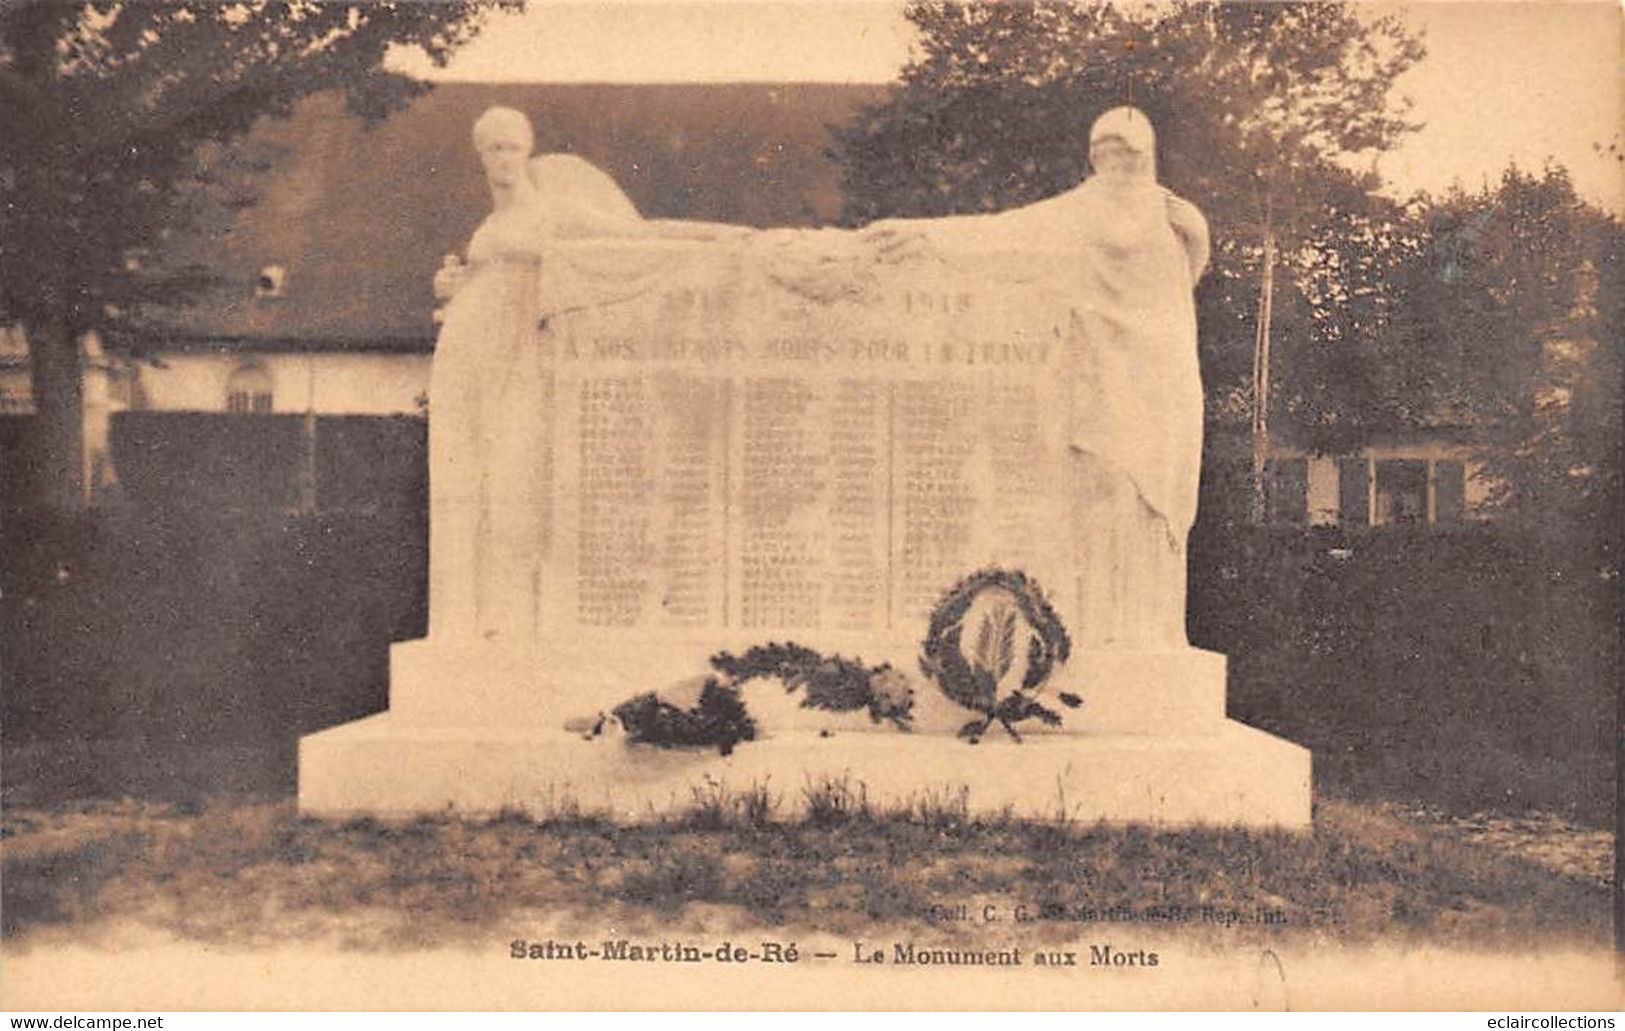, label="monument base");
[298,716,1311,829]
